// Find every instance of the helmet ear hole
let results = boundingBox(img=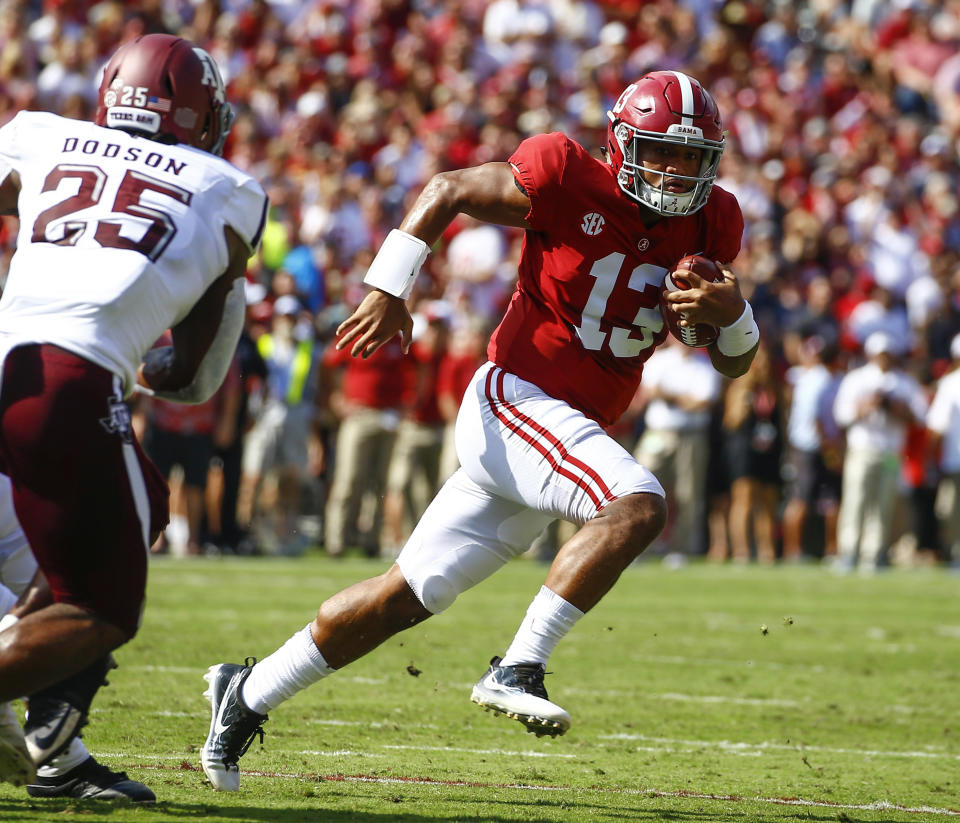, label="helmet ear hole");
[200,112,213,148]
